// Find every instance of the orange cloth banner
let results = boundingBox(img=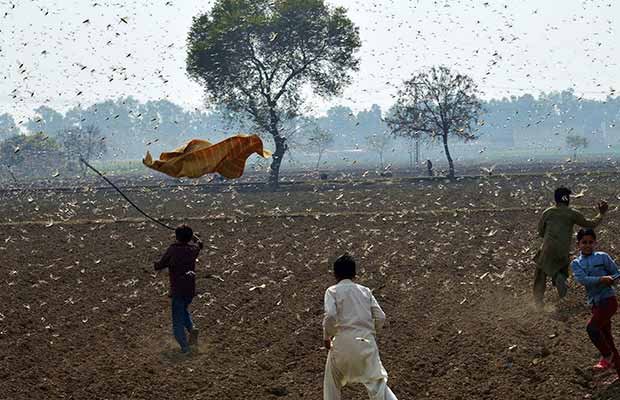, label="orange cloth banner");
[143,134,271,179]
